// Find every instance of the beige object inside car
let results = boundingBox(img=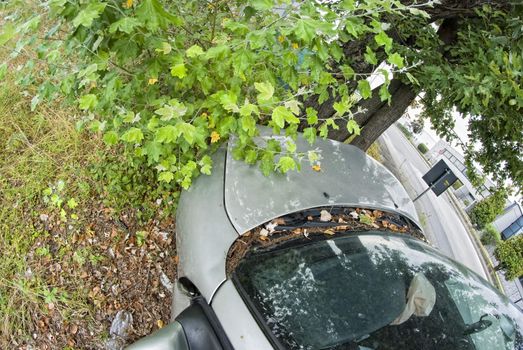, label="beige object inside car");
[391,272,436,325]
